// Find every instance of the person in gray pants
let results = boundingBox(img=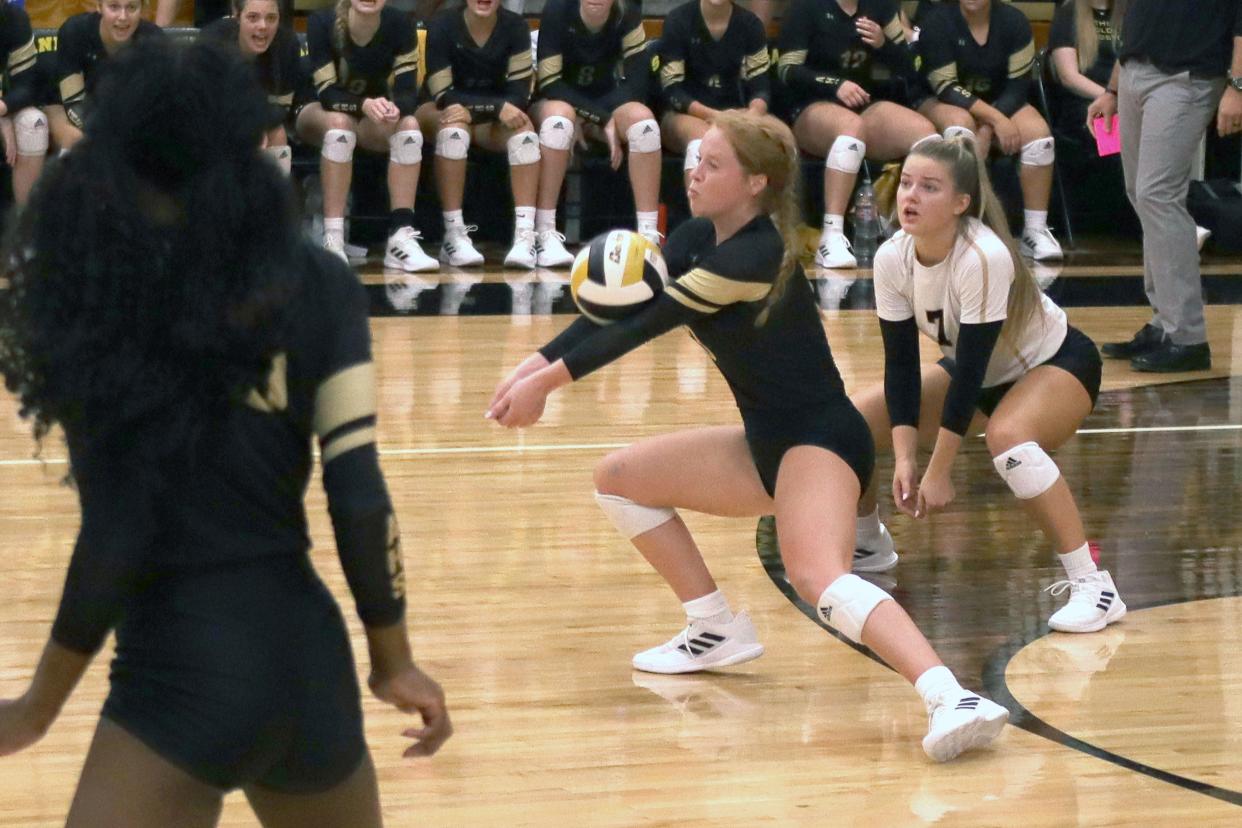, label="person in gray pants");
[1088,0,1242,373]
